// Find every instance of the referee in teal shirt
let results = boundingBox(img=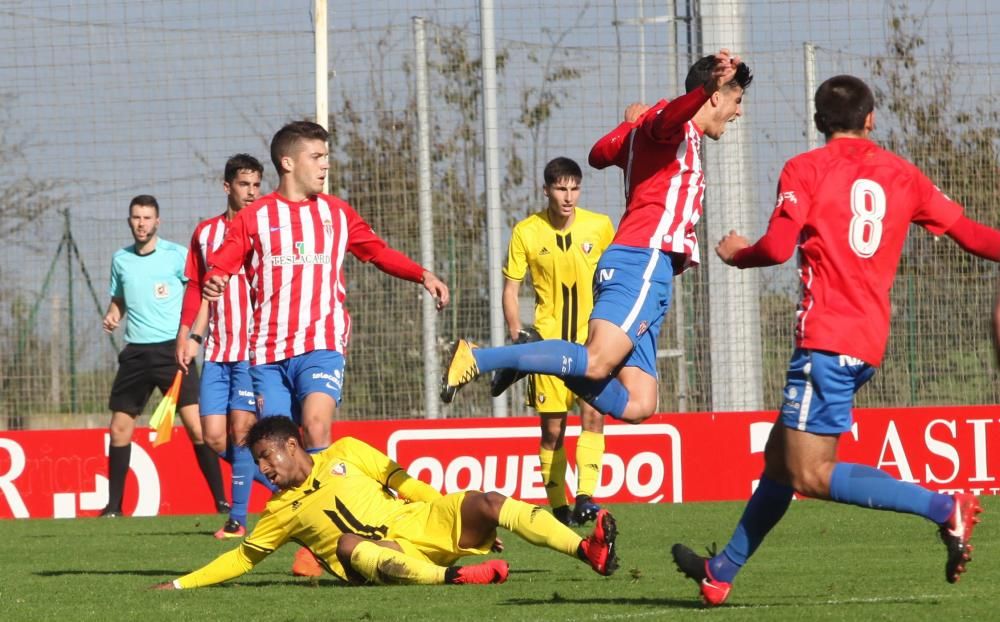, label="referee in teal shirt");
[100,194,226,518]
